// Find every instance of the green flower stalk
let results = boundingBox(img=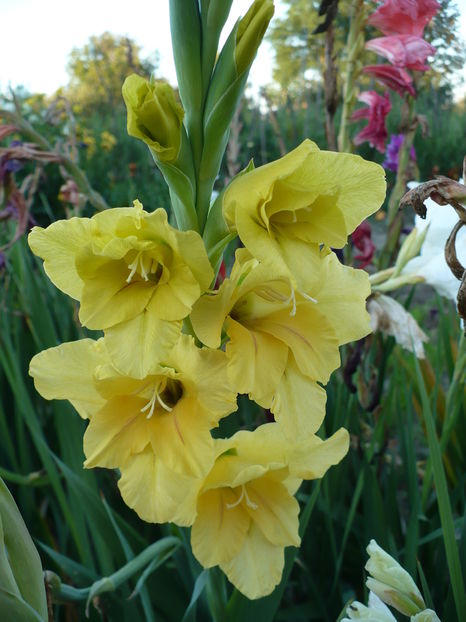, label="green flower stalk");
[386,97,418,226]
[337,0,366,153]
[196,0,274,231]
